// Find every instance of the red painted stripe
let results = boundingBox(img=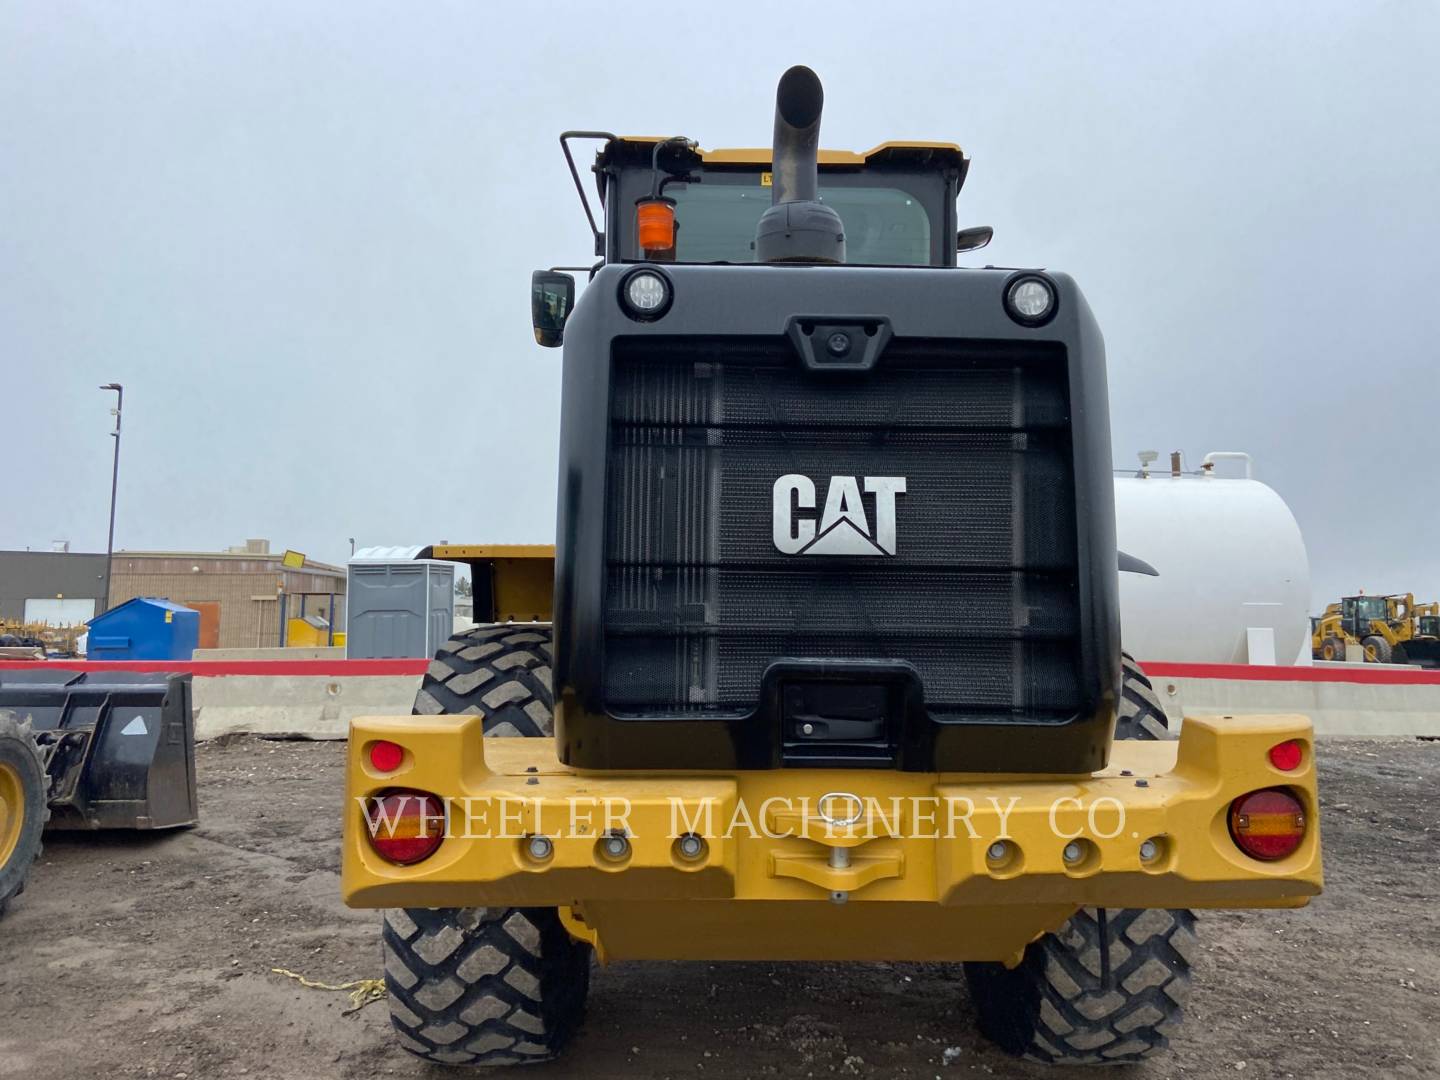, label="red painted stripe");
[0,658,428,677]
[0,657,1435,686]
[1139,661,1440,686]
